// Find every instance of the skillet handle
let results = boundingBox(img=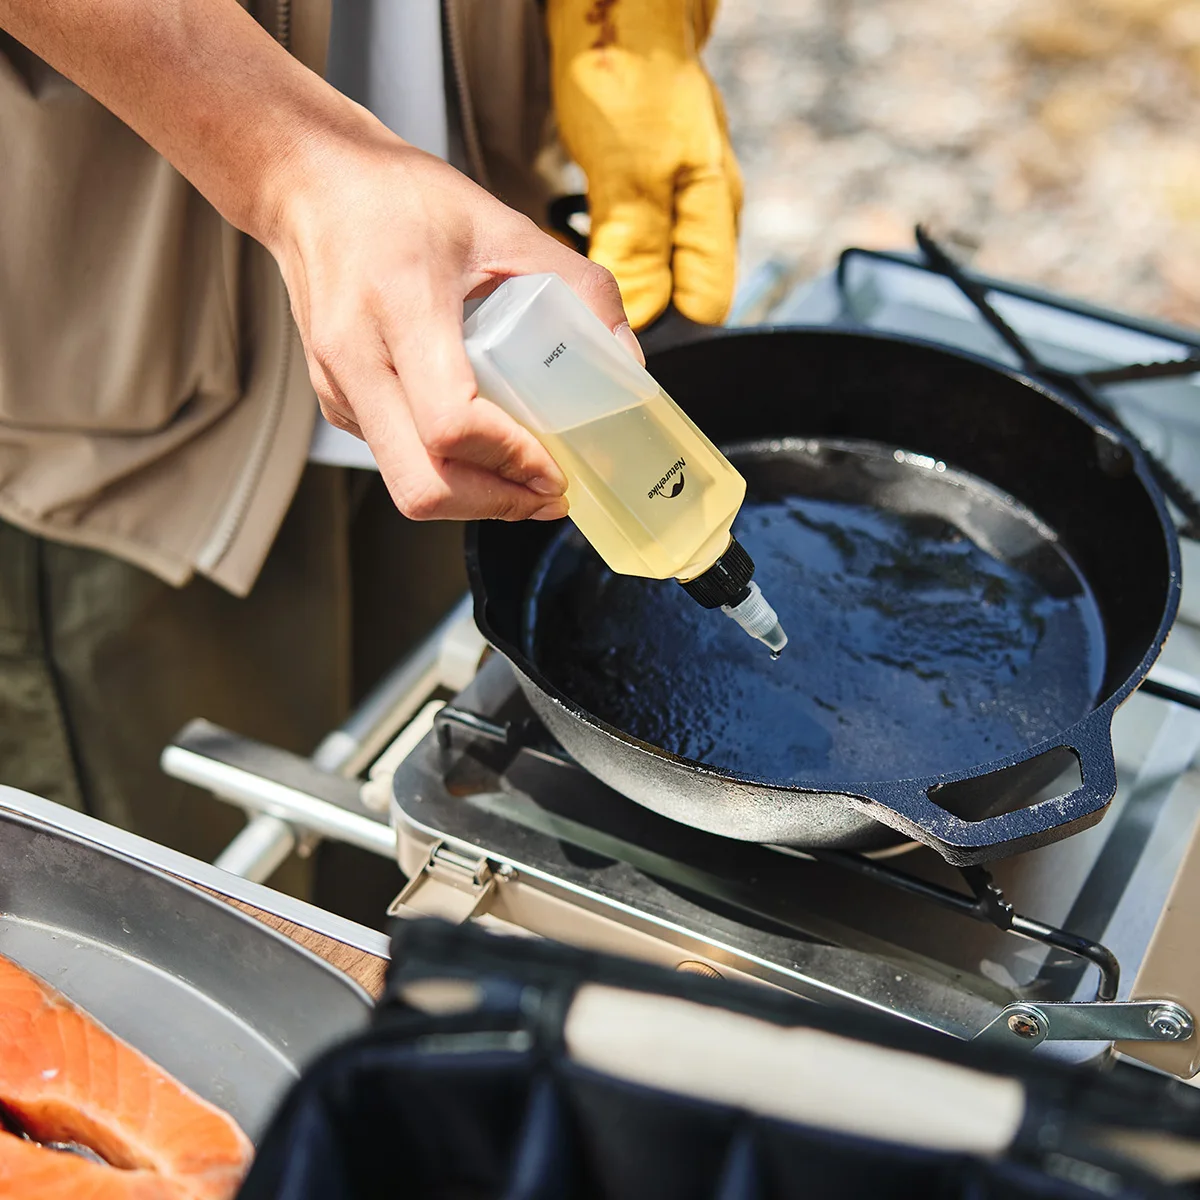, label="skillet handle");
[859,731,1118,866]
